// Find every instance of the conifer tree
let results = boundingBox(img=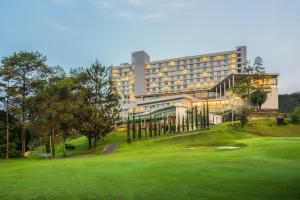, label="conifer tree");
[138,115,142,139]
[163,113,166,135]
[200,110,203,130]
[168,116,172,134]
[132,111,136,140]
[186,109,189,131]
[191,108,194,131]
[206,102,210,129]
[154,115,157,137]
[203,105,206,129]
[195,106,198,130]
[182,115,185,132]
[149,112,152,137]
[177,113,181,133]
[127,113,131,143]
[158,118,161,136]
[173,116,176,134]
